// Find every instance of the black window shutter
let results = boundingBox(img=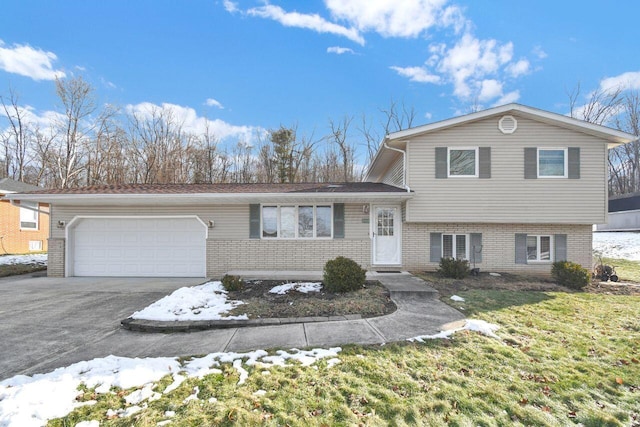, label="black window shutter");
[333,203,345,238]
[470,233,483,263]
[479,147,491,179]
[435,147,447,179]
[555,234,567,261]
[249,204,260,239]
[515,233,527,264]
[568,147,580,179]
[430,233,442,262]
[524,148,537,179]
